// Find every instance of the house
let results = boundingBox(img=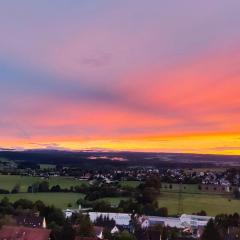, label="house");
[94,226,104,239]
[15,215,46,229]
[63,207,92,218]
[138,216,150,229]
[64,209,75,218]
[0,226,51,240]
[111,226,120,234]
